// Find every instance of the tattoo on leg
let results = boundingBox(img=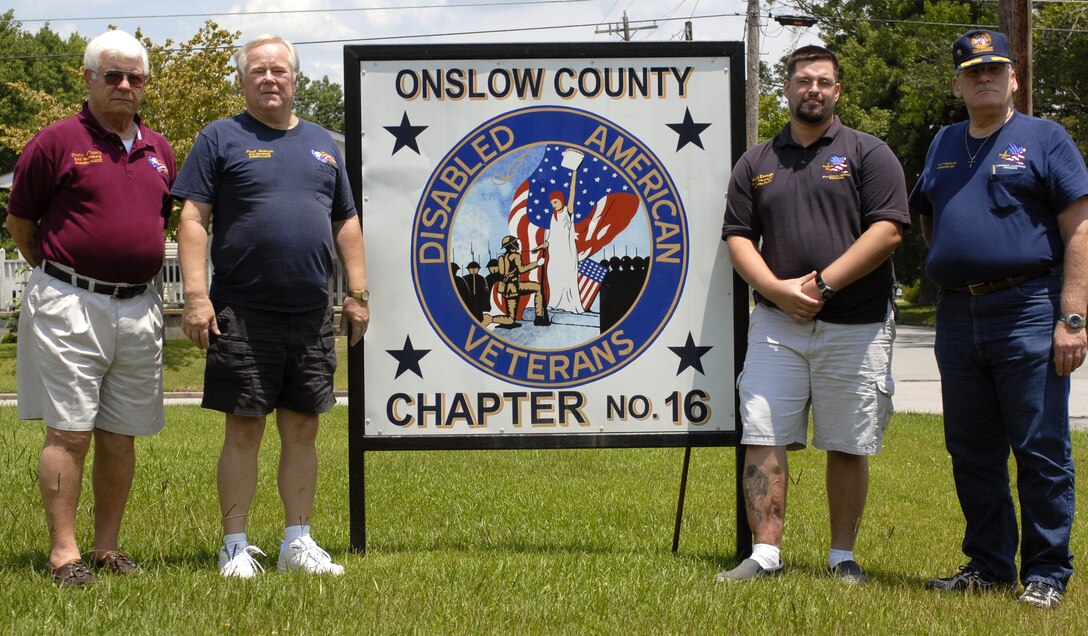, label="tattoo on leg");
[744,465,770,527]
